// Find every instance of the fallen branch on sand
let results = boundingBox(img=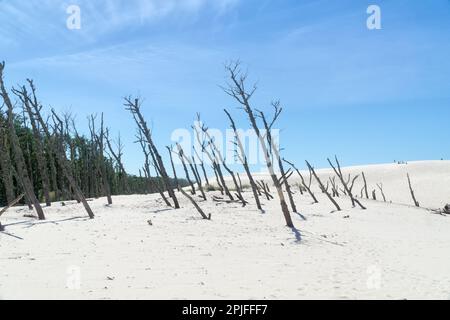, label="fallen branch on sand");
[212,196,246,205]
[0,193,25,218]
